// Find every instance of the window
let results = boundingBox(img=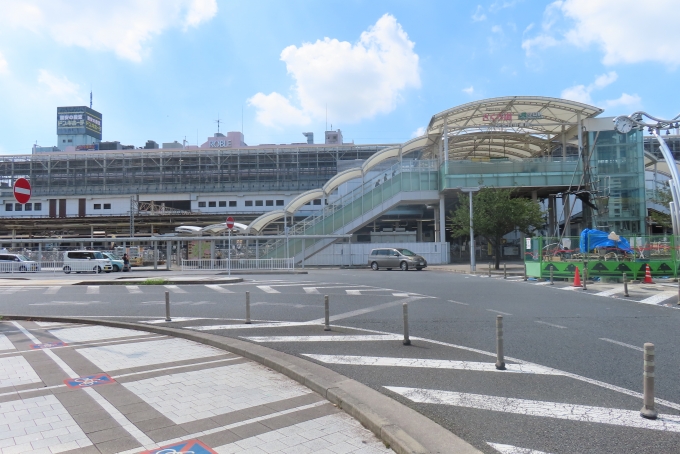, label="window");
[14,203,22,211]
[265,200,273,206]
[313,199,321,205]
[209,201,216,207]
[94,204,101,210]
[229,201,237,207]
[198,201,206,208]
[5,203,12,211]
[103,203,111,209]
[24,203,32,211]
[219,201,226,207]
[276,200,284,206]
[34,203,42,211]
[245,200,253,207]
[255,200,263,207]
